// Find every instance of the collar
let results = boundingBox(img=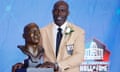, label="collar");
[53,21,67,33]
